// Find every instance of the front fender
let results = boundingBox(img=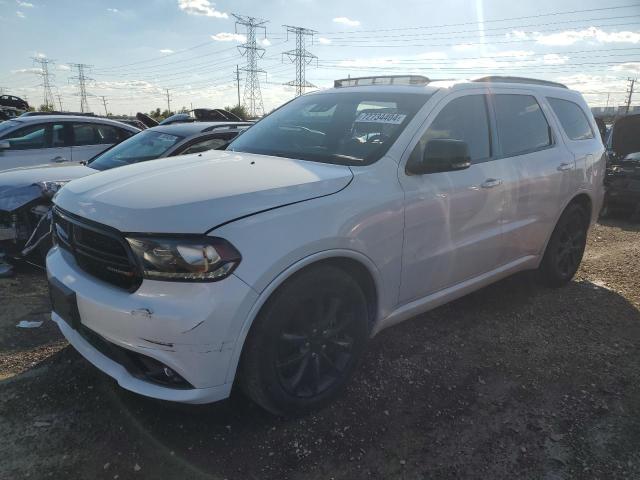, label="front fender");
[223,248,383,384]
